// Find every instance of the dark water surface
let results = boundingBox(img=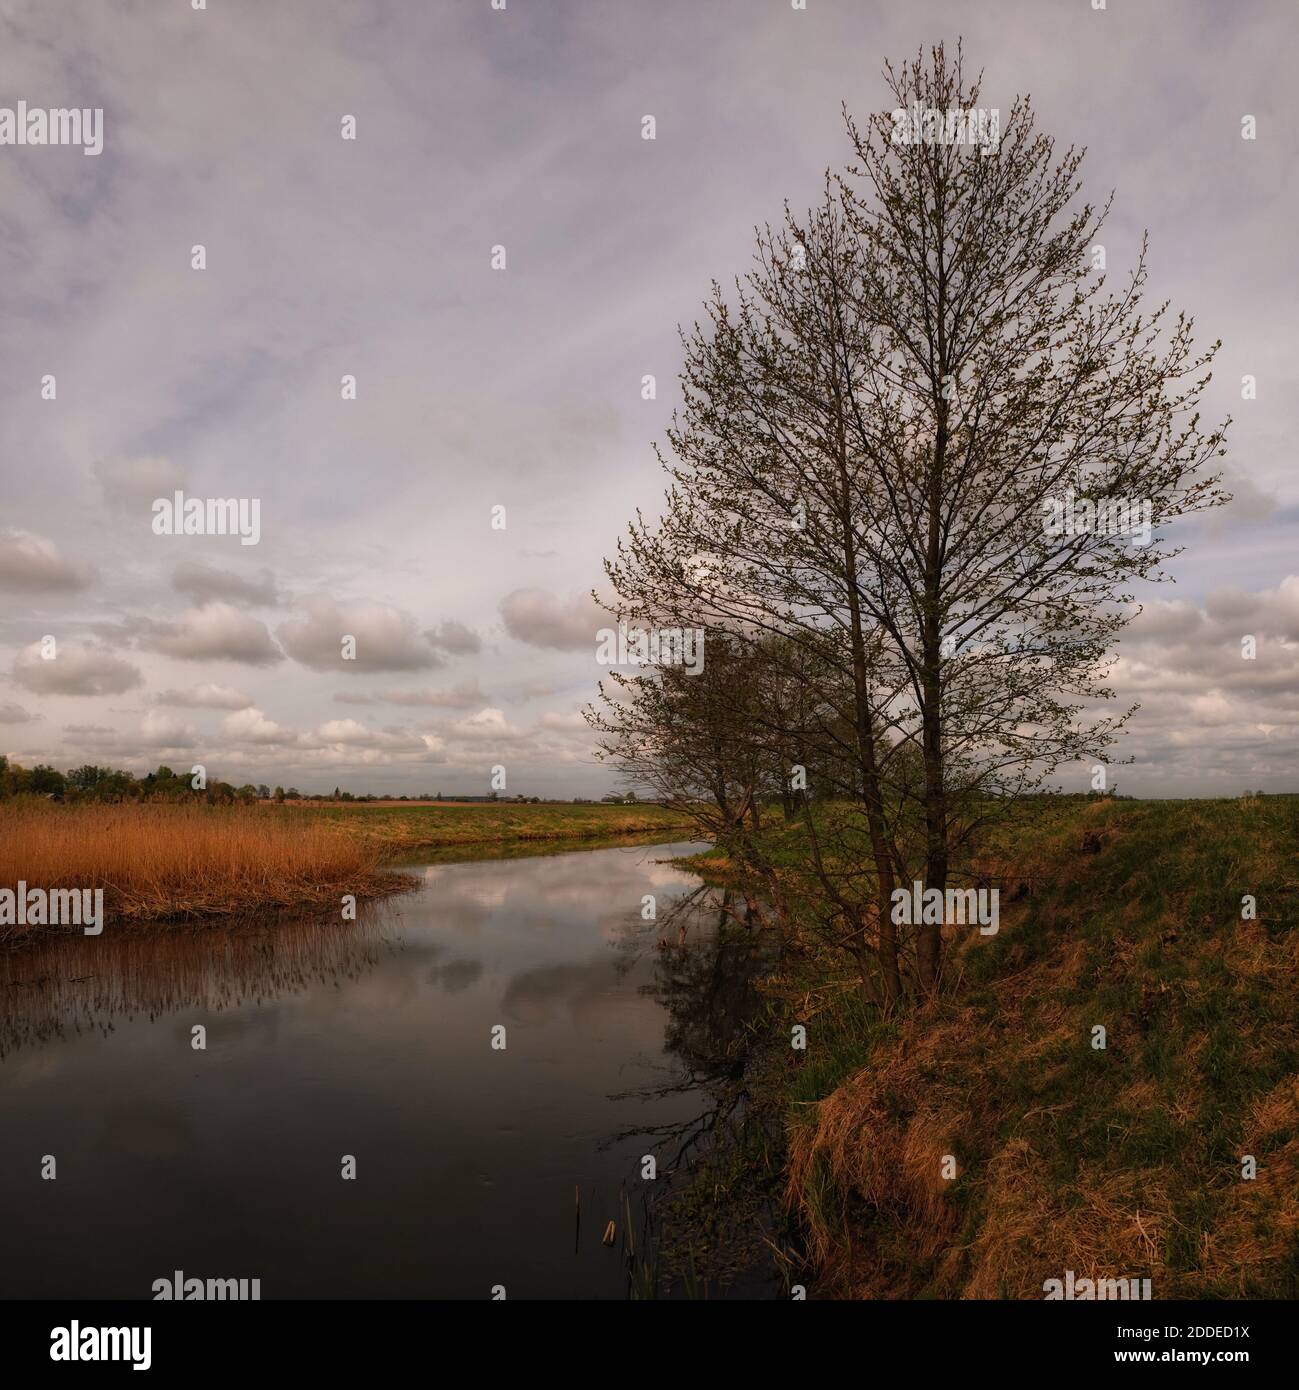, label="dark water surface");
[0,838,771,1299]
